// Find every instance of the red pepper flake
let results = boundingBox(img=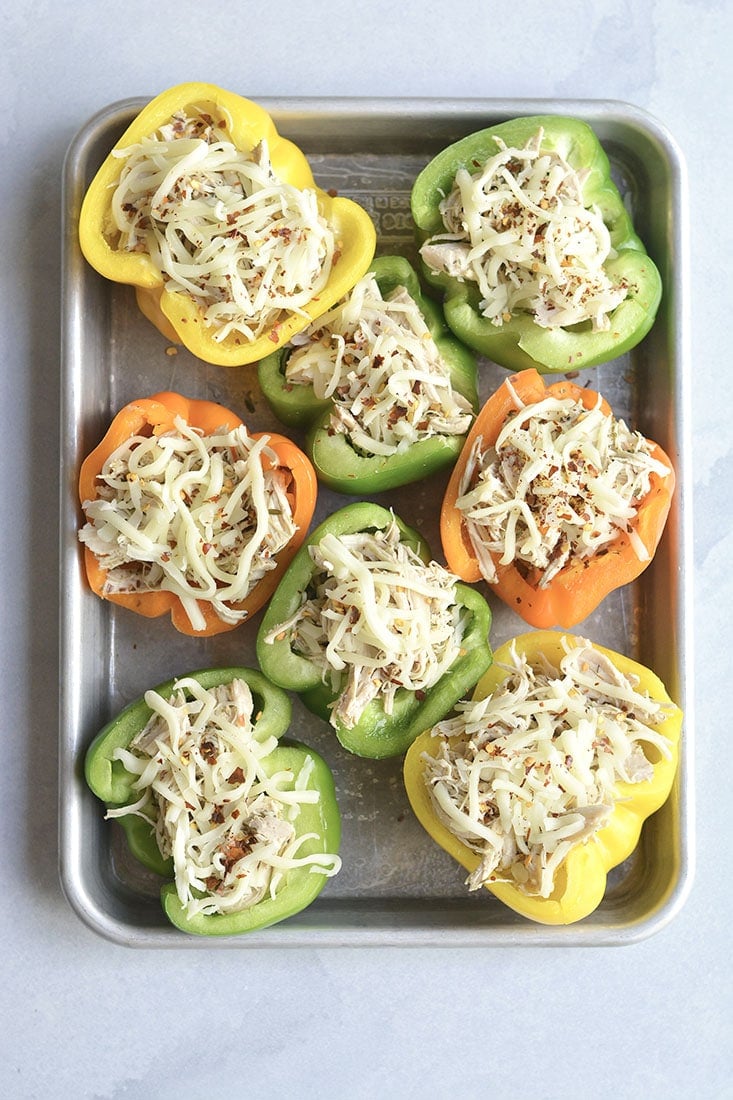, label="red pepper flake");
[200,740,219,764]
[221,832,256,873]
